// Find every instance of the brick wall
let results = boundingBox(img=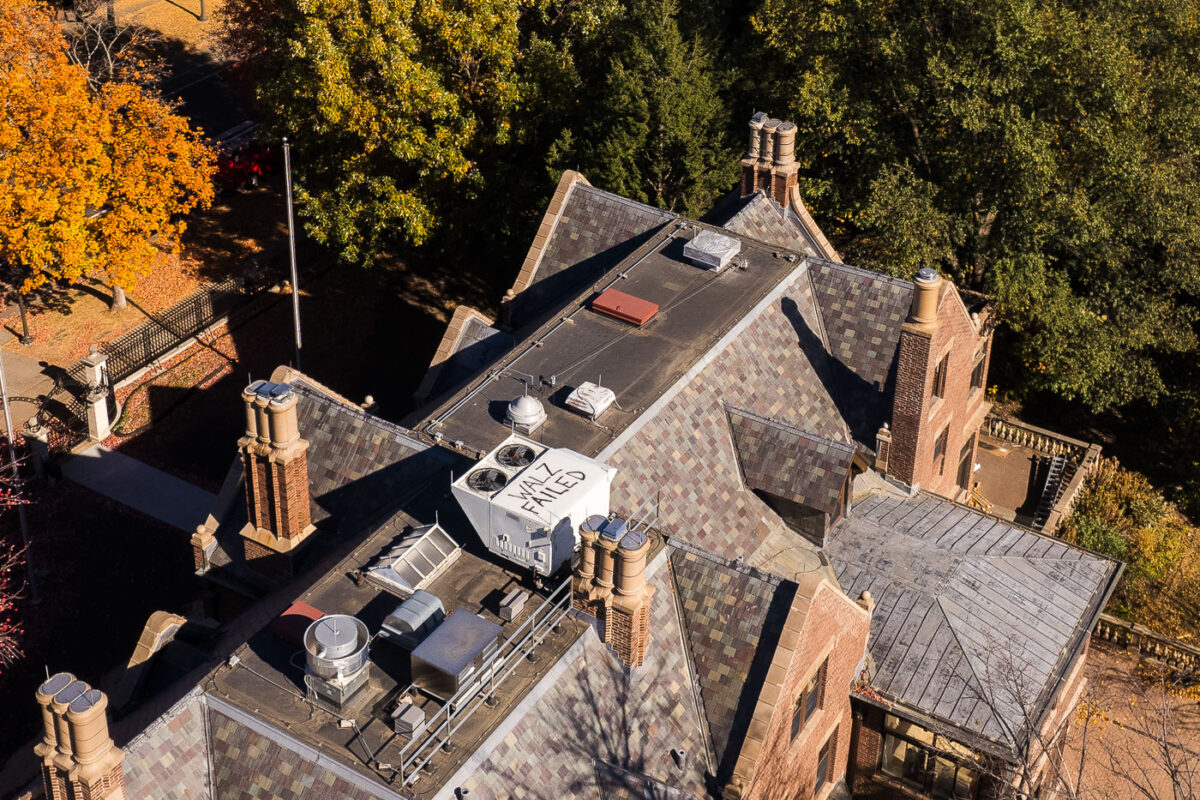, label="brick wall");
[847,703,887,798]
[242,450,265,530]
[271,453,311,541]
[741,581,871,800]
[70,764,125,800]
[890,286,992,497]
[241,538,293,580]
[608,603,651,669]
